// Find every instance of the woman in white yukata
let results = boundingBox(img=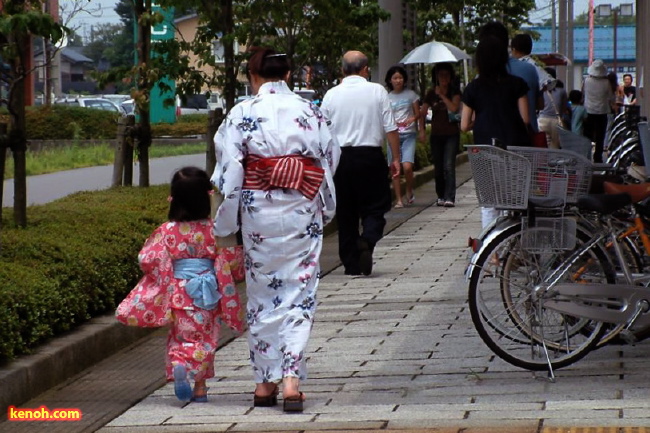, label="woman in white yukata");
[211,47,339,412]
